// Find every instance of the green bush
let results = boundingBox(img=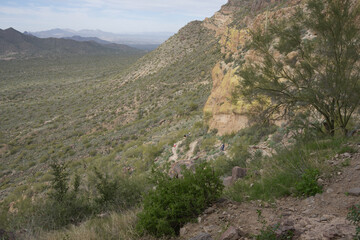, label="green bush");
[347,204,360,238]
[93,169,143,211]
[225,137,343,202]
[136,162,223,237]
[295,169,322,197]
[34,194,92,230]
